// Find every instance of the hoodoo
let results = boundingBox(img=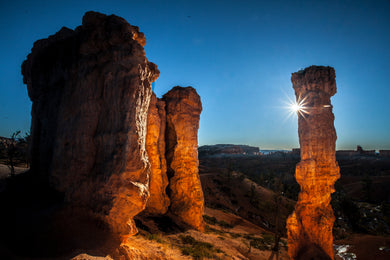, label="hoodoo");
[144,93,170,215]
[164,86,205,231]
[286,66,340,259]
[22,11,159,239]
[21,11,205,241]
